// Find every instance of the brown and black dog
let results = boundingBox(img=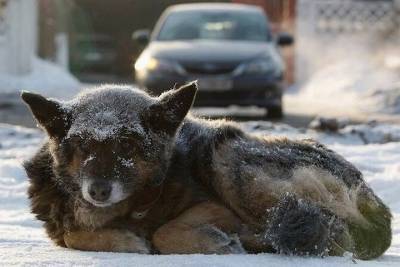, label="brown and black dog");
[22,82,391,259]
